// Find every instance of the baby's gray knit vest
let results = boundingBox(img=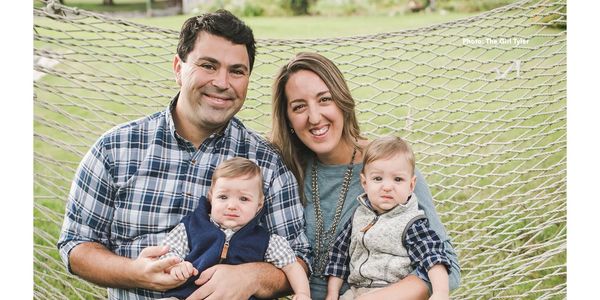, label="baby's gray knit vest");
[348,193,425,288]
